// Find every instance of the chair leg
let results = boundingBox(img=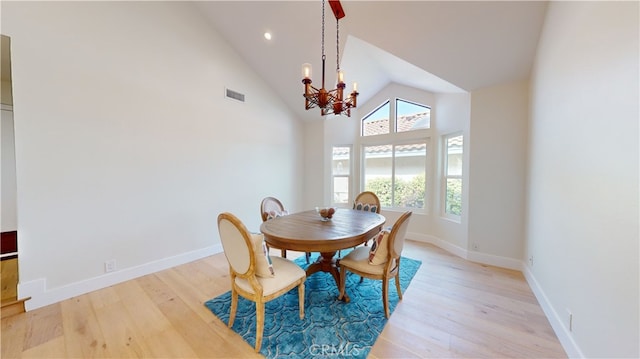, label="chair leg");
[338,265,347,301]
[382,277,390,318]
[255,300,265,352]
[305,252,311,264]
[229,288,238,328]
[394,274,403,300]
[281,249,287,258]
[298,282,305,319]
[395,261,403,300]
